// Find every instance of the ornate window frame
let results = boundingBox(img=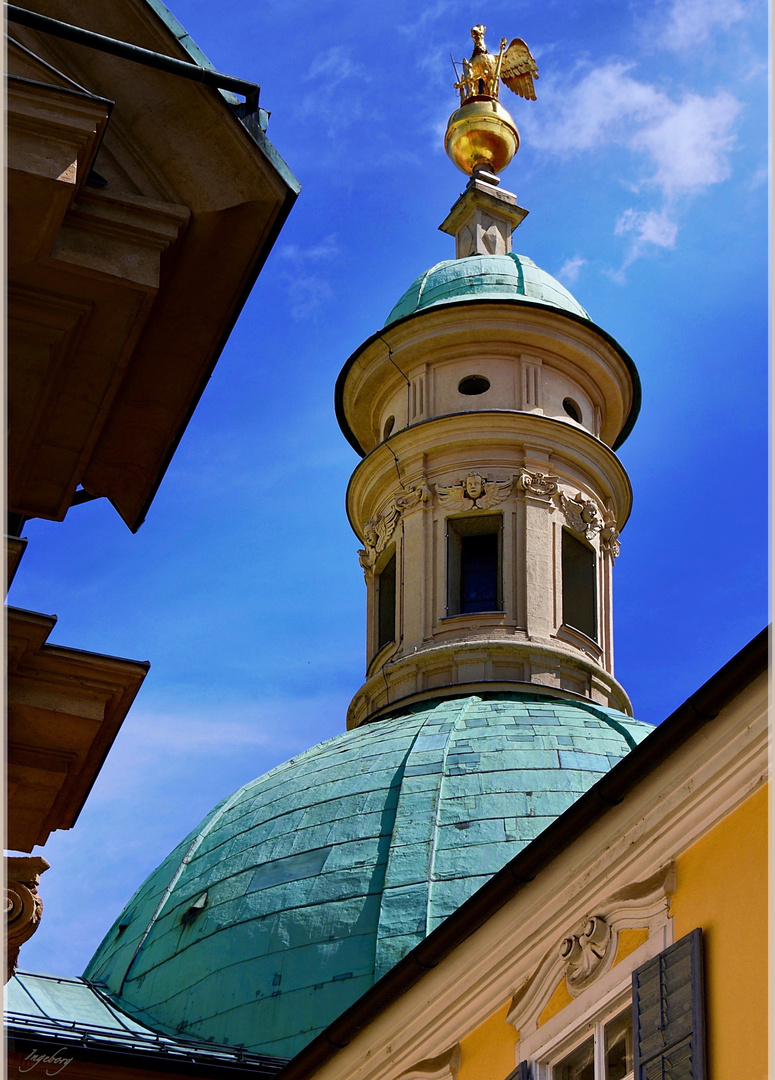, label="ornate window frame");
[509,866,674,1074]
